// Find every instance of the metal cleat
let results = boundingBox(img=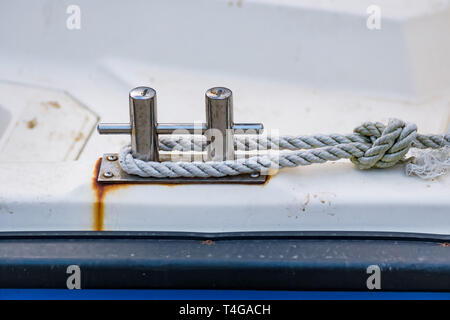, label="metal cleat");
[97,86,266,184]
